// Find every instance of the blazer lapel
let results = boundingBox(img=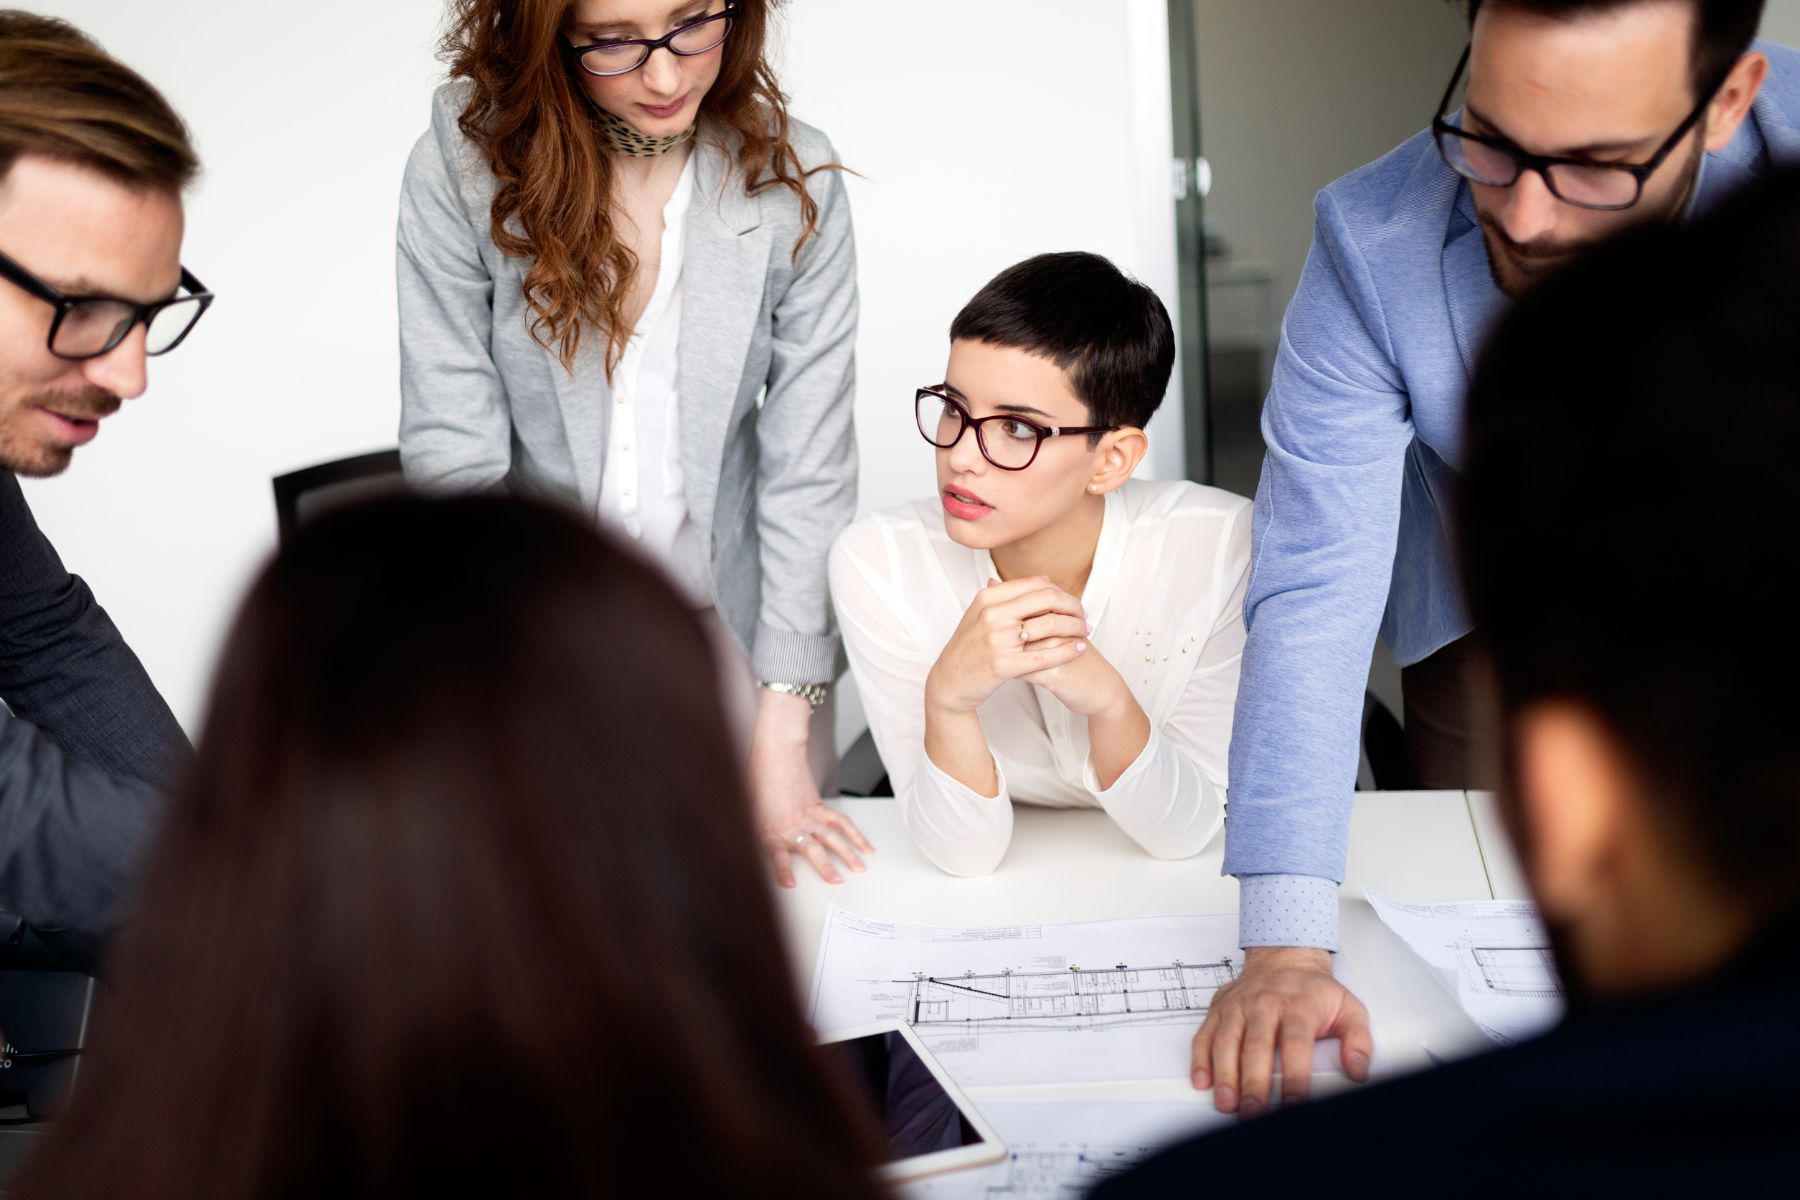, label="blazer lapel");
[678,139,769,538]
[1442,185,1509,457]
[547,309,609,513]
